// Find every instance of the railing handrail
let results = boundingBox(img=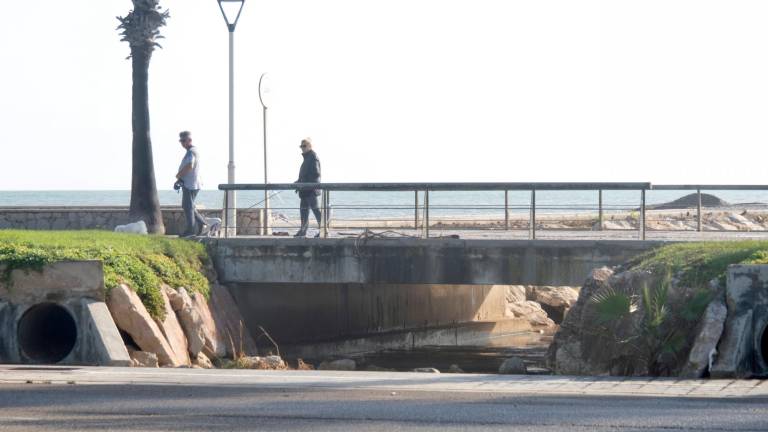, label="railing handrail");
[218,182,653,192]
[652,185,768,190]
[220,182,768,192]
